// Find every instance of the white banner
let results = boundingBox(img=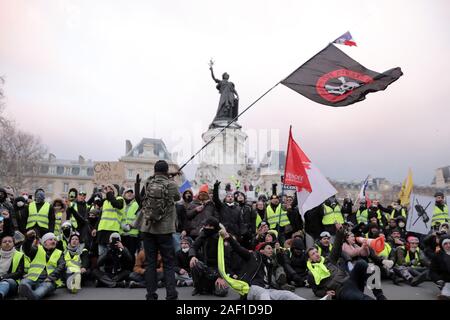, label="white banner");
[406,194,433,235]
